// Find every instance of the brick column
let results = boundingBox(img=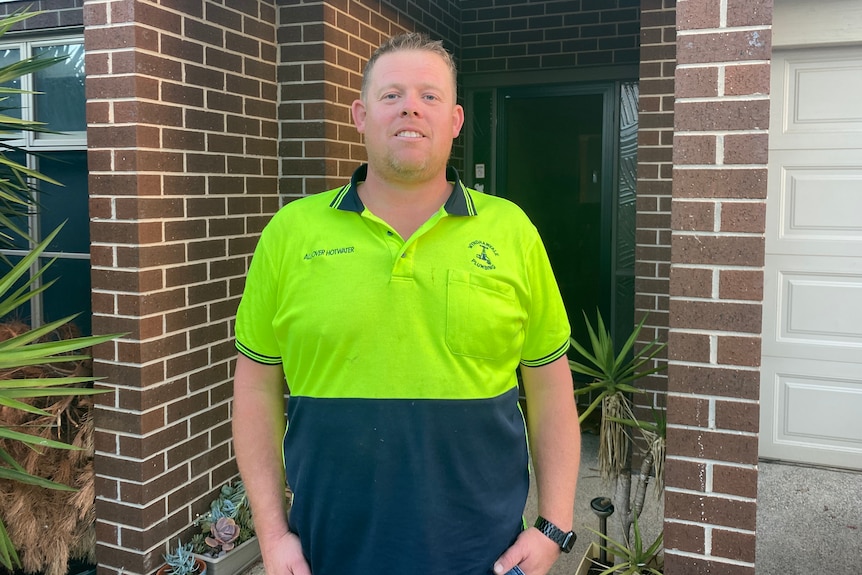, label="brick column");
[664,1,772,573]
[85,2,278,574]
[635,0,676,408]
